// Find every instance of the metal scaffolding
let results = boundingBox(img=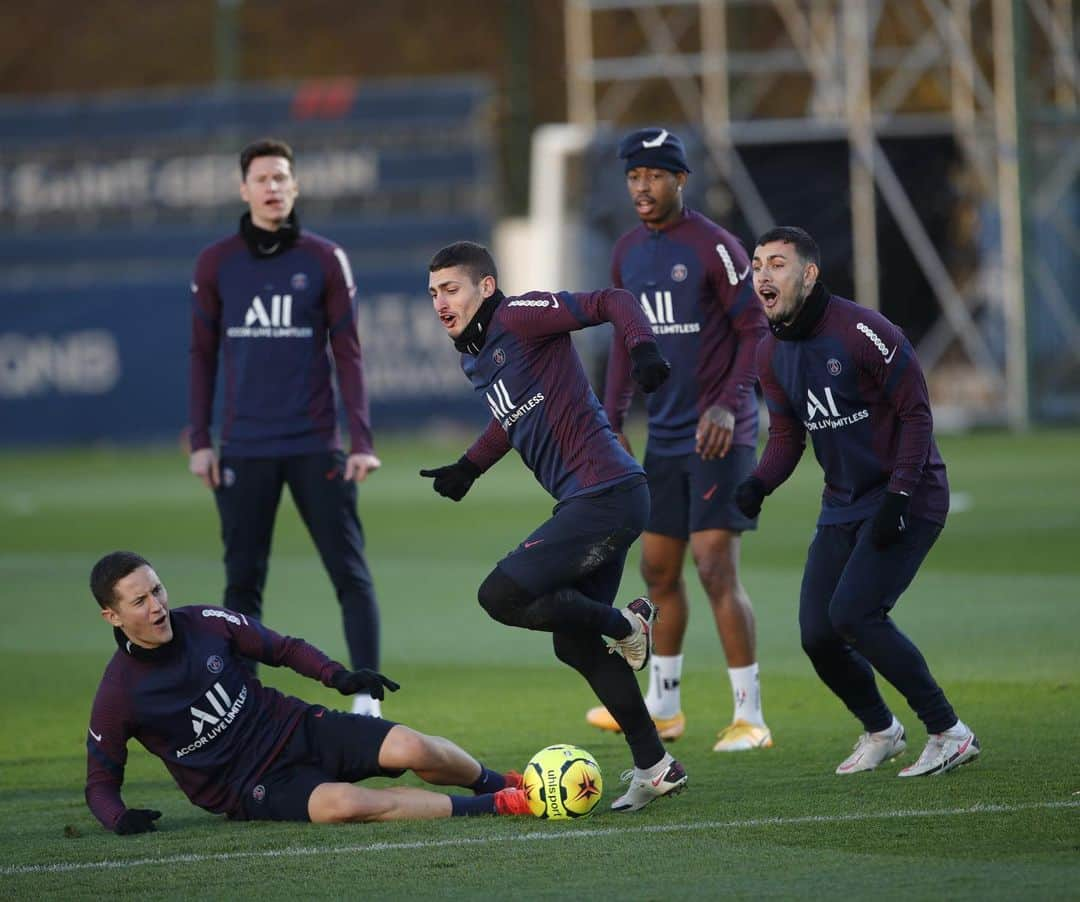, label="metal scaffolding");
[563,0,1080,427]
